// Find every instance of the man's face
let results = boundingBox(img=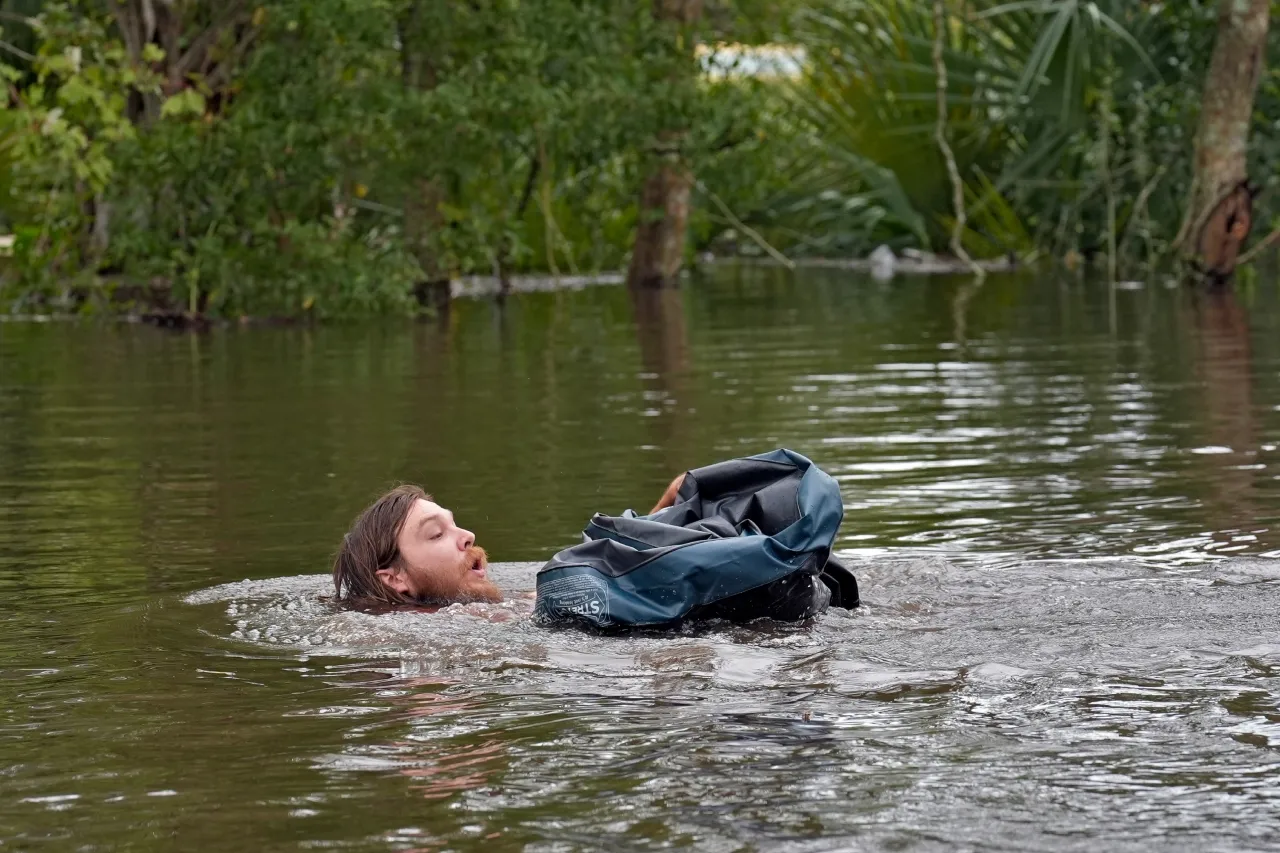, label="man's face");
[377,498,502,604]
